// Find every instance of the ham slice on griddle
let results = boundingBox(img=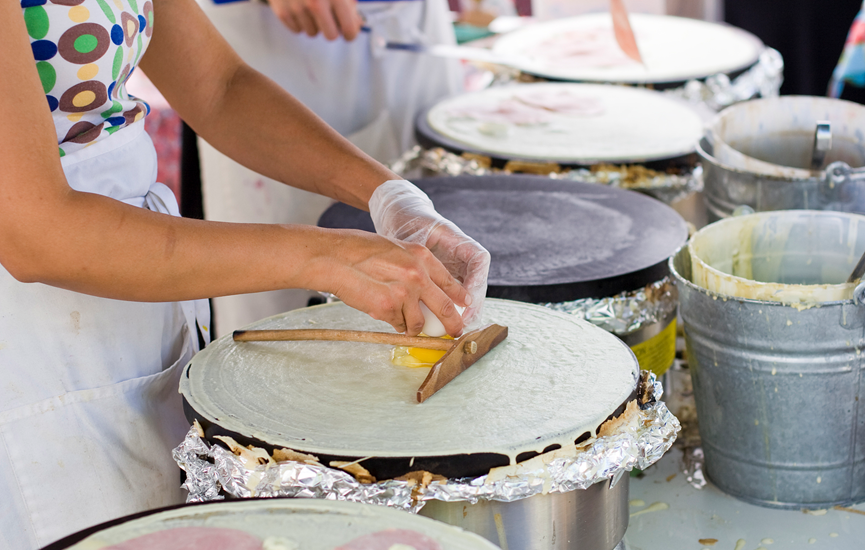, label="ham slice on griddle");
[335,529,443,550]
[103,526,263,550]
